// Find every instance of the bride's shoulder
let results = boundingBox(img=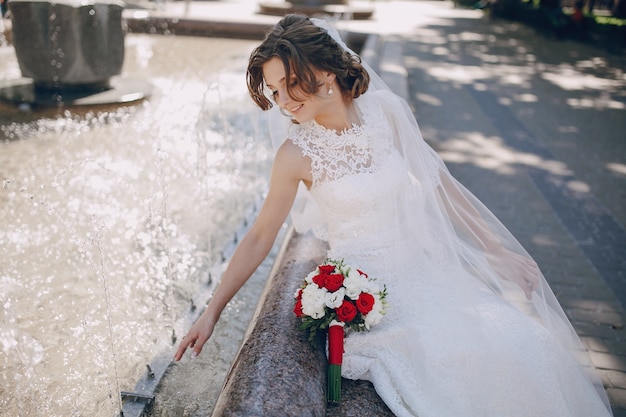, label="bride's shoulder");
[272,138,311,178]
[277,137,306,158]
